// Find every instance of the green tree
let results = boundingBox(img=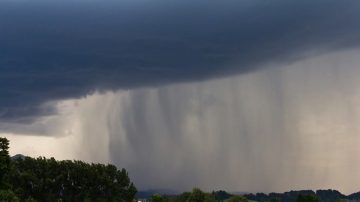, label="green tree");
[0,190,20,202]
[0,138,9,157]
[270,197,281,202]
[24,197,37,202]
[296,194,319,202]
[0,137,10,189]
[187,188,206,202]
[4,138,137,201]
[203,193,216,202]
[186,188,215,202]
[150,194,168,202]
[227,195,249,202]
[173,192,191,202]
